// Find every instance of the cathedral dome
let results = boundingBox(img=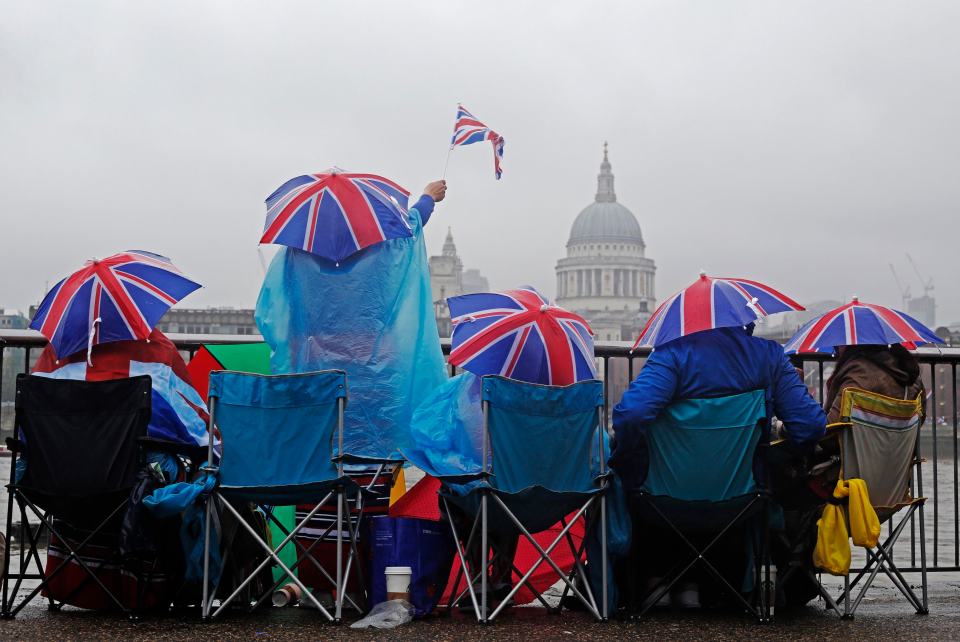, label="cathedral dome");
[567,144,644,247]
